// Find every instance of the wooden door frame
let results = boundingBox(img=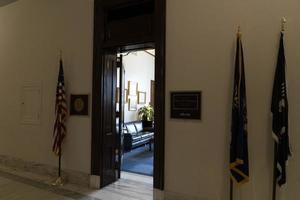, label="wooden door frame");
[91,0,166,190]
